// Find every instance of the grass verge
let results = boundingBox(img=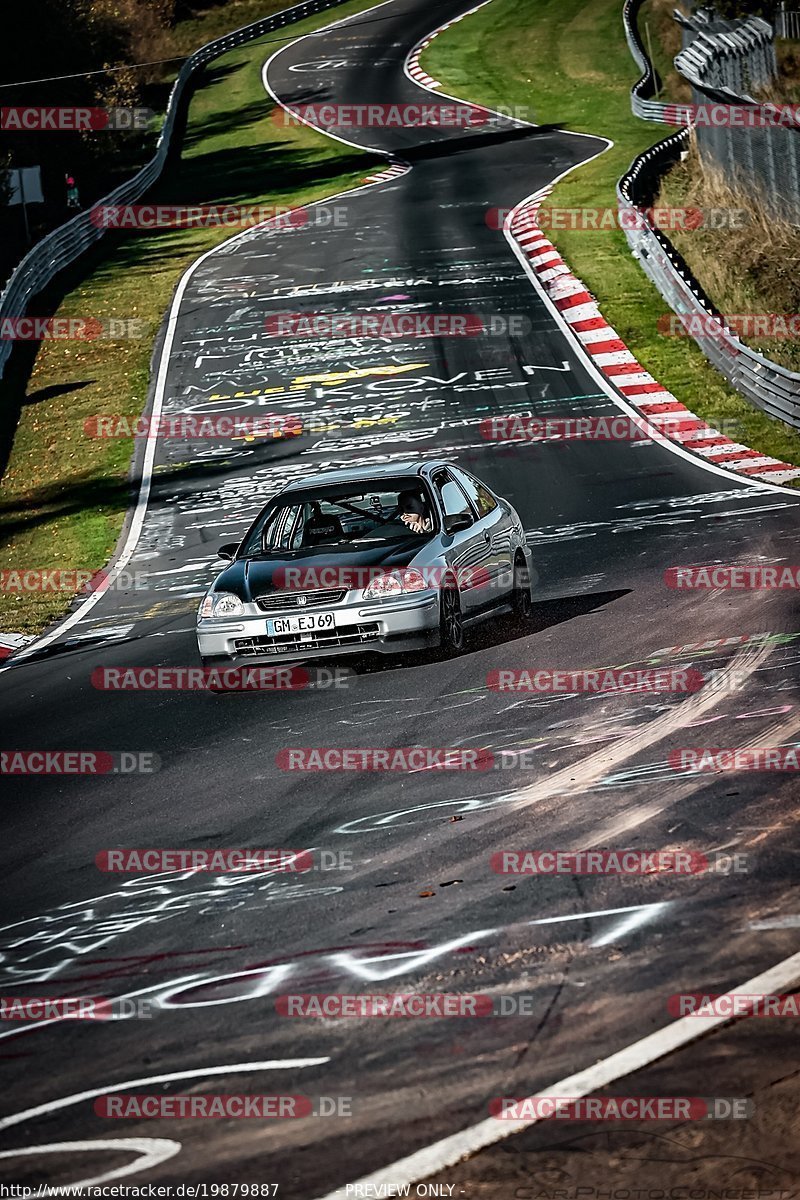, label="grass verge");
[422,0,800,479]
[0,0,385,636]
